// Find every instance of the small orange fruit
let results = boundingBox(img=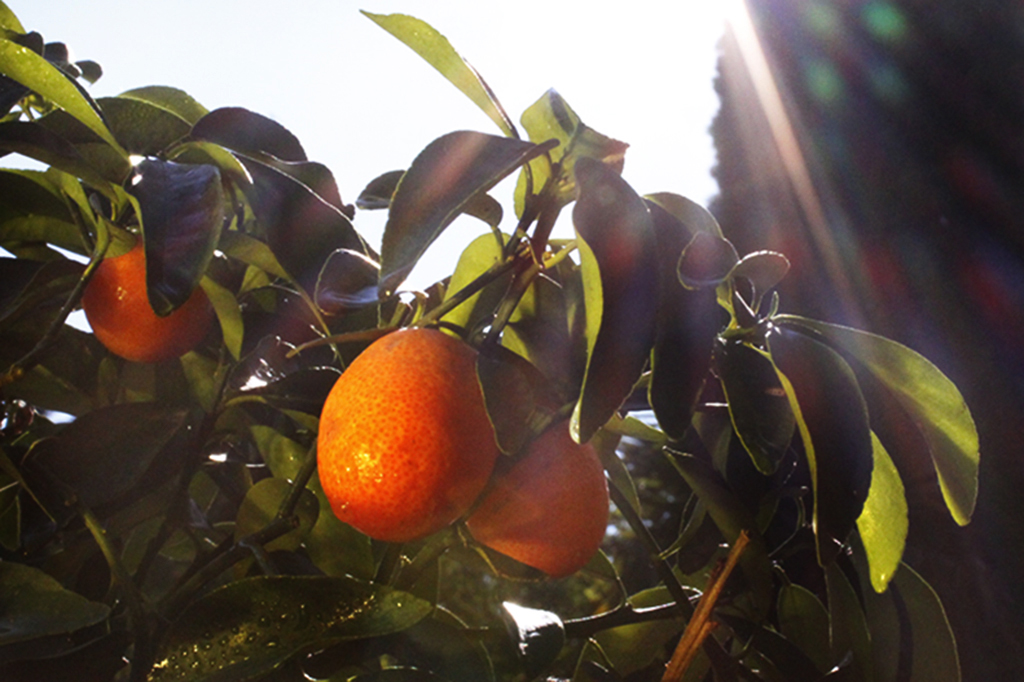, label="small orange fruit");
[317,328,500,543]
[82,241,215,363]
[466,421,610,578]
